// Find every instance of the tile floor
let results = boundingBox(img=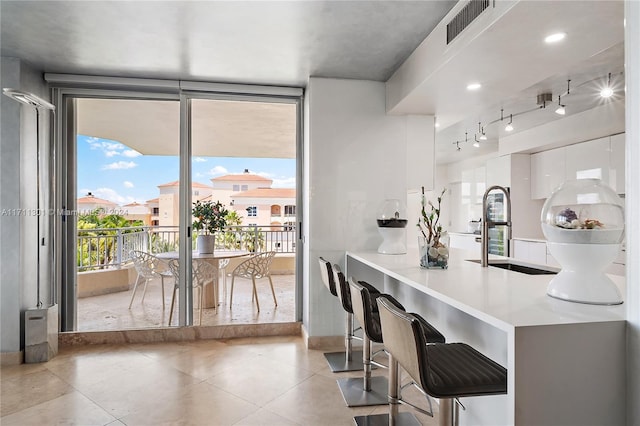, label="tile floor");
[77,274,295,331]
[1,336,440,425]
